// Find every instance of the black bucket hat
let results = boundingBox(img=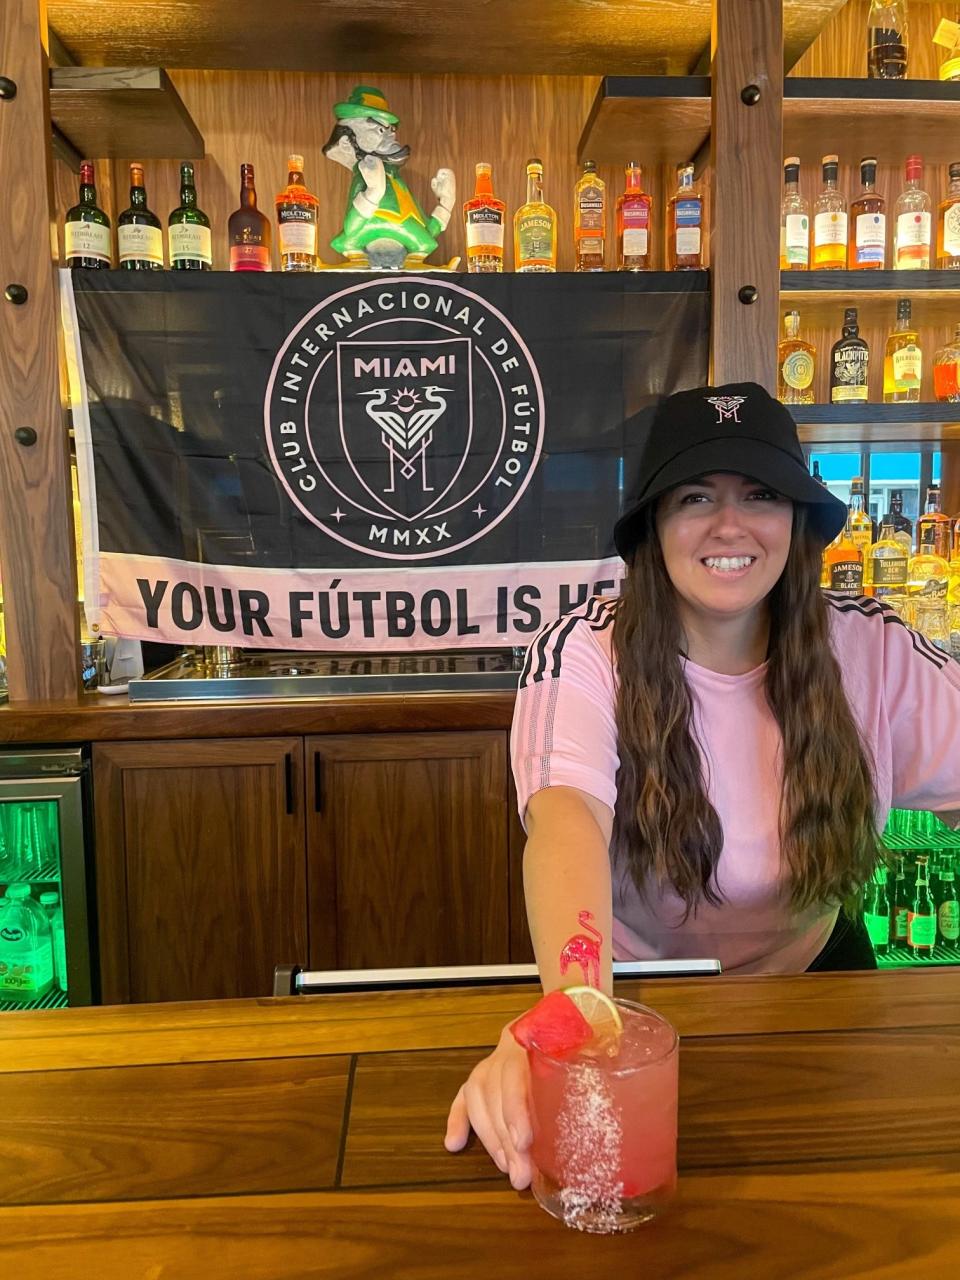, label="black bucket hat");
[613,381,848,558]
